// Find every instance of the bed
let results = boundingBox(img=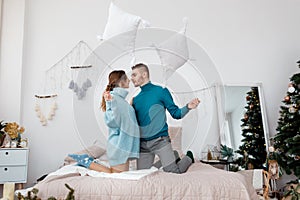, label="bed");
[22,126,260,199]
[30,161,259,200]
